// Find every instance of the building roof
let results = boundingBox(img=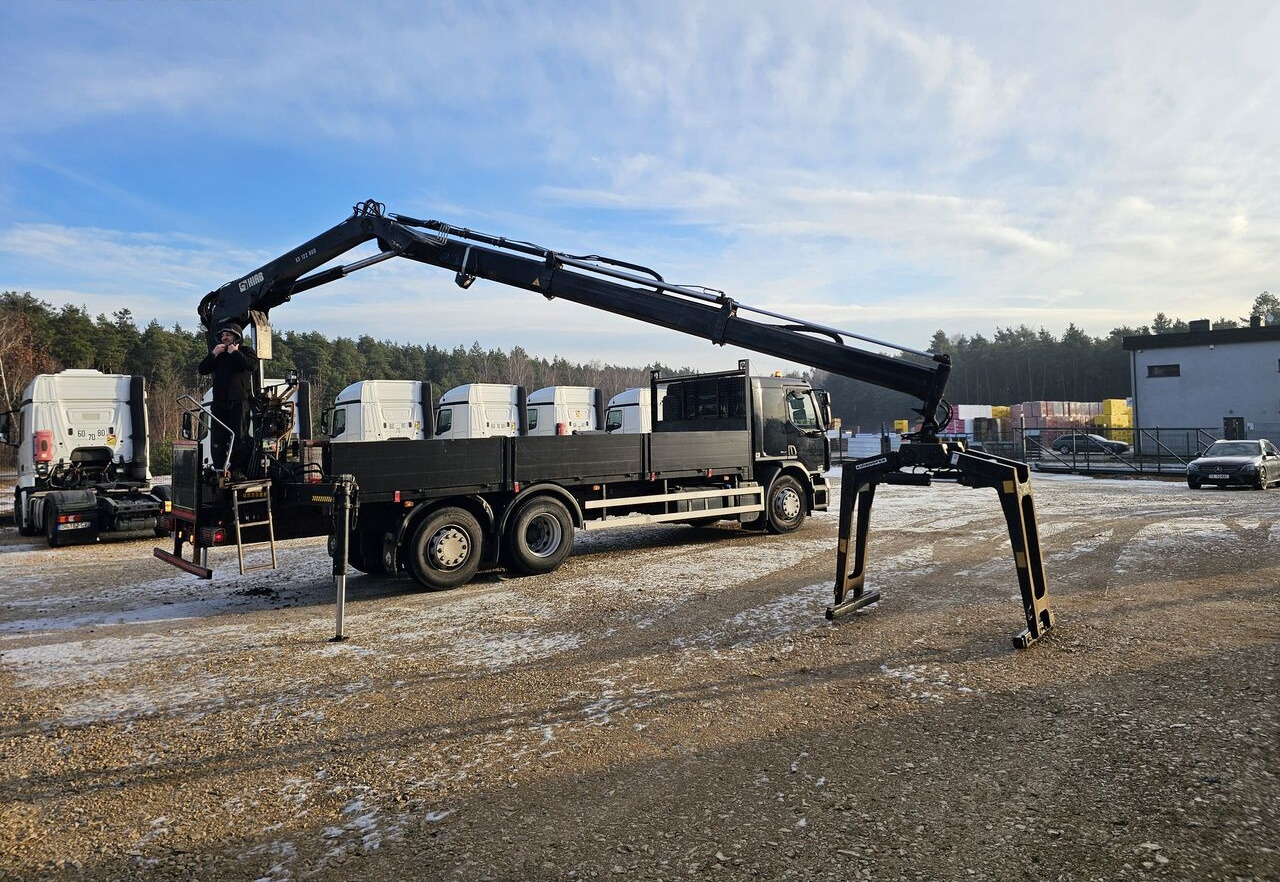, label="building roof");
[1122,324,1280,351]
